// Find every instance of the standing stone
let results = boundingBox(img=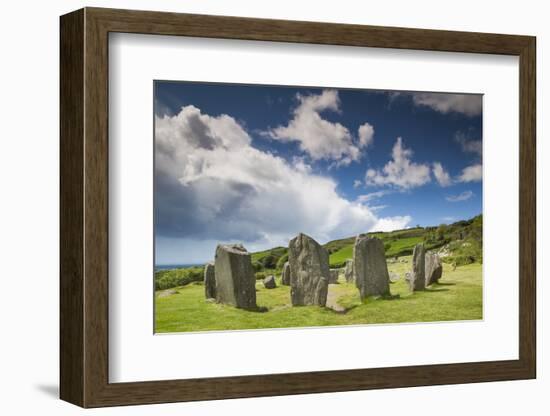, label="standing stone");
[288,233,330,306]
[353,235,390,299]
[281,261,291,285]
[263,275,277,289]
[344,259,354,283]
[425,252,443,286]
[329,269,339,284]
[204,262,216,299]
[410,243,426,291]
[214,244,257,309]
